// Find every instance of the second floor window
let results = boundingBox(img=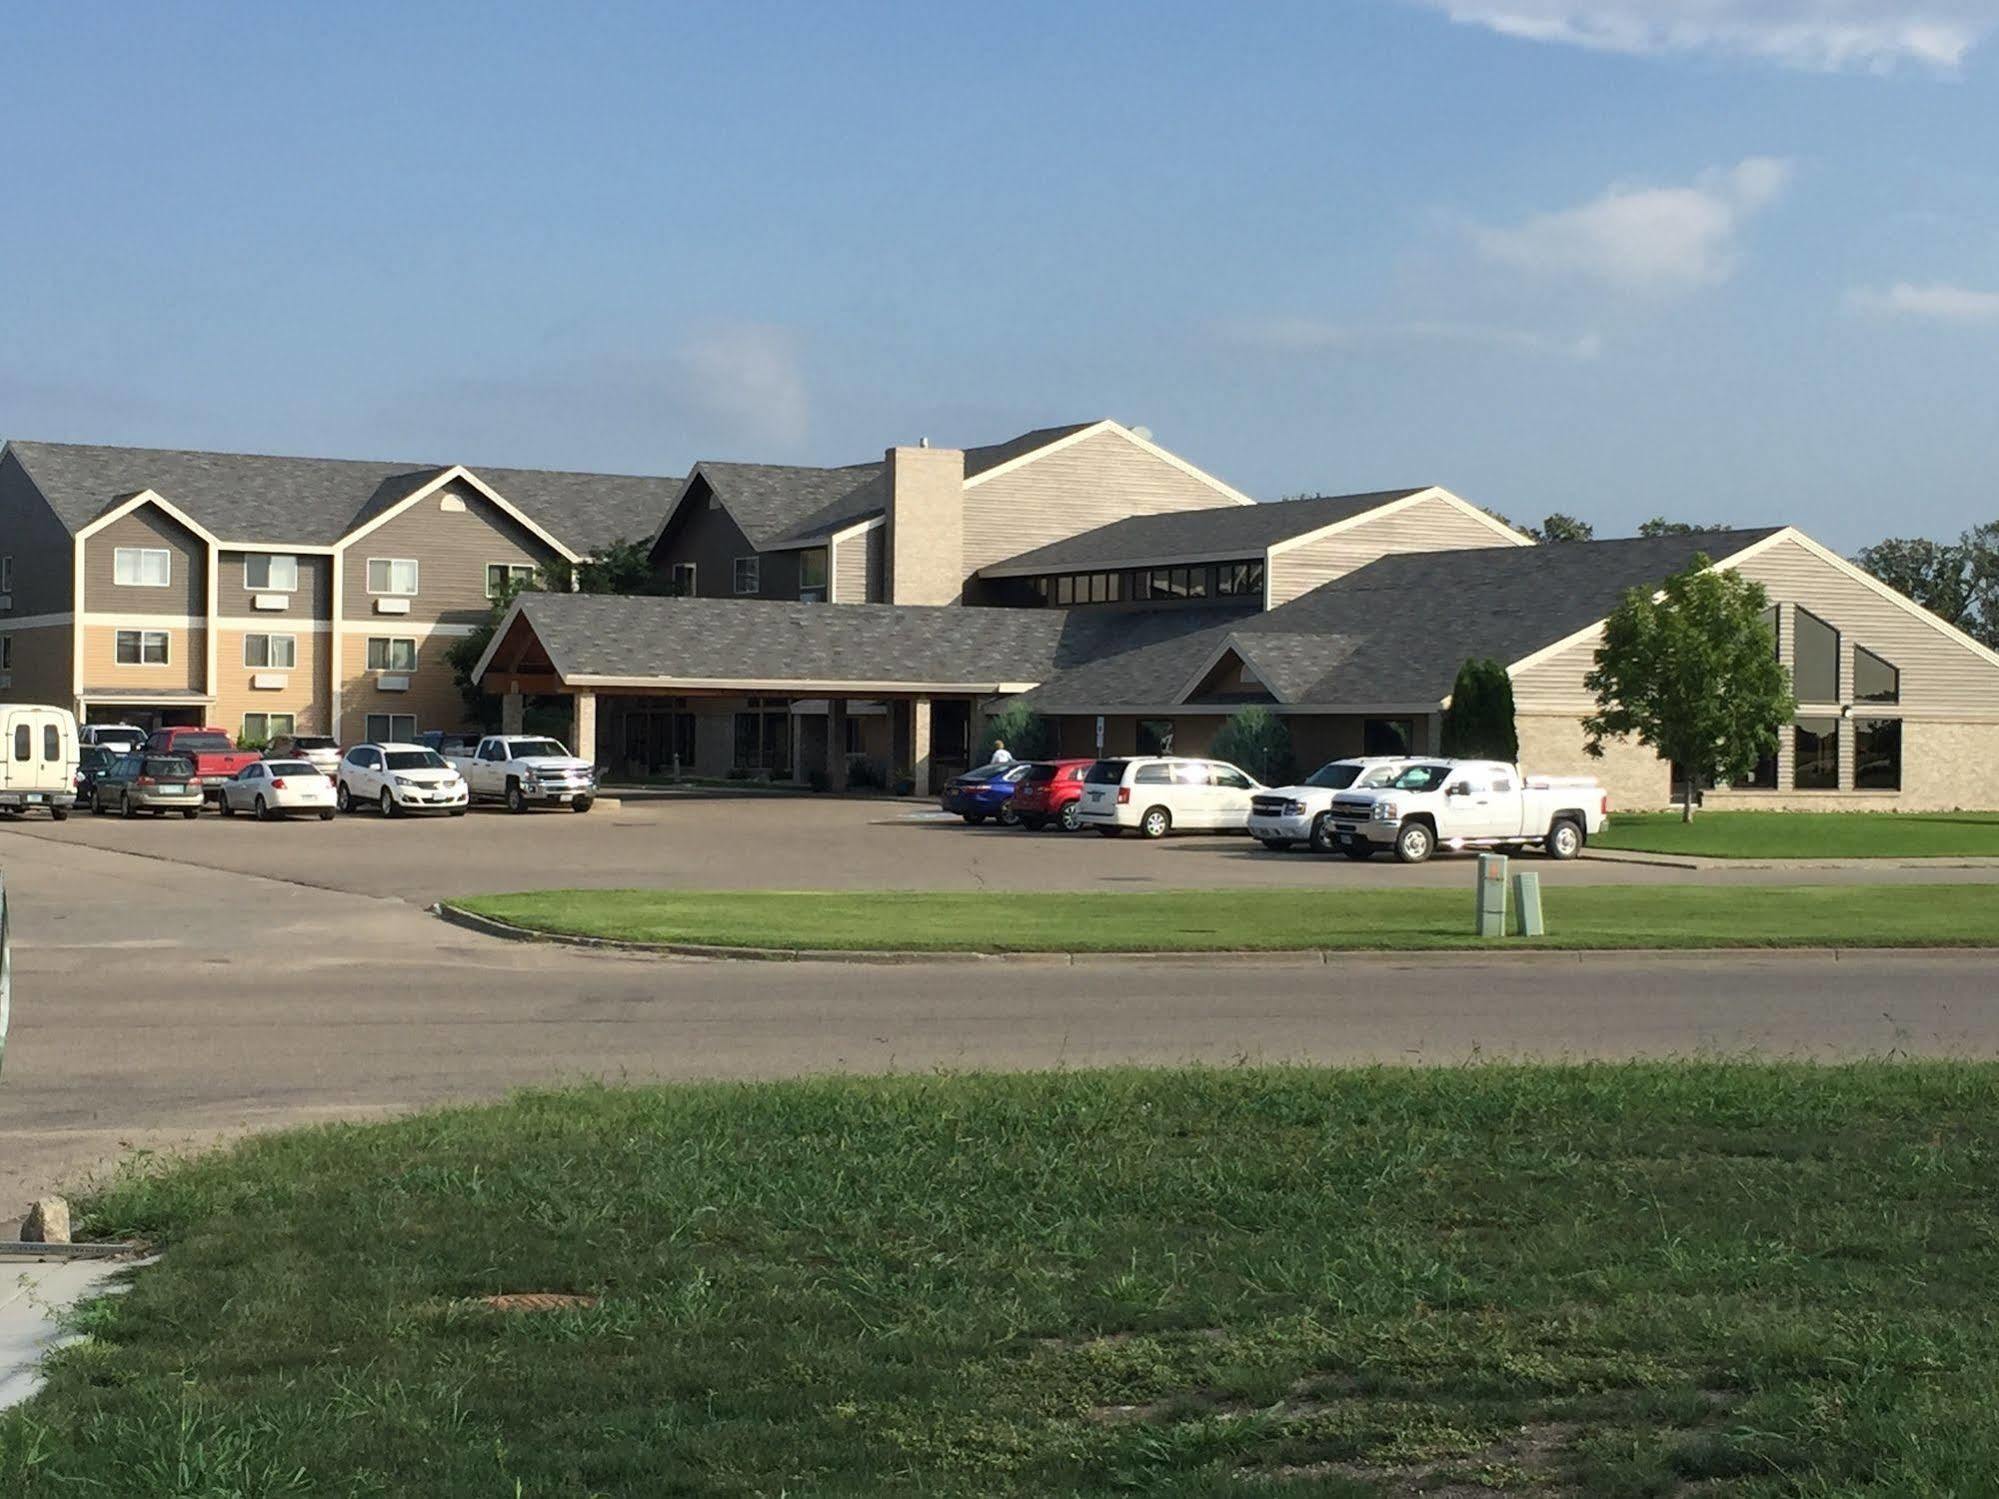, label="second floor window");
[246,554,299,591]
[367,558,420,595]
[486,563,537,598]
[367,637,417,672]
[734,556,760,595]
[799,549,828,602]
[669,563,697,597]
[243,633,298,669]
[116,629,170,665]
[114,547,172,587]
